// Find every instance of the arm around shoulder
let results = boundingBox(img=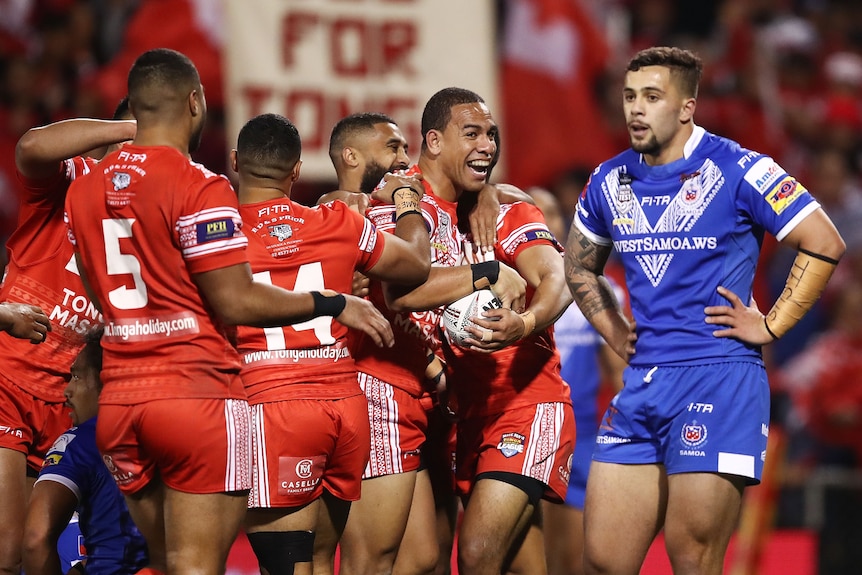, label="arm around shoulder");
[15,118,136,179]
